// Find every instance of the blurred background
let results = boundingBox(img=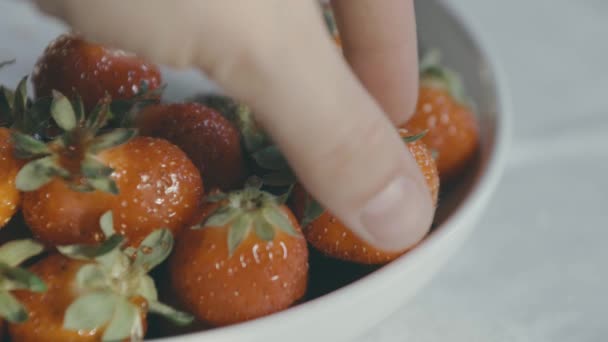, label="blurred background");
[359,1,608,341]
